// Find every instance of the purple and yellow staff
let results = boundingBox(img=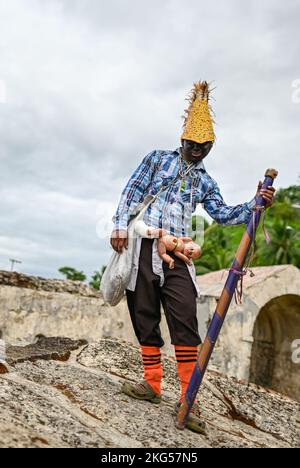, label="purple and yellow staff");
[176,168,278,430]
